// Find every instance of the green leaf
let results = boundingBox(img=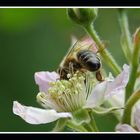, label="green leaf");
[118,9,133,63]
[126,27,140,101]
[120,35,132,62]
